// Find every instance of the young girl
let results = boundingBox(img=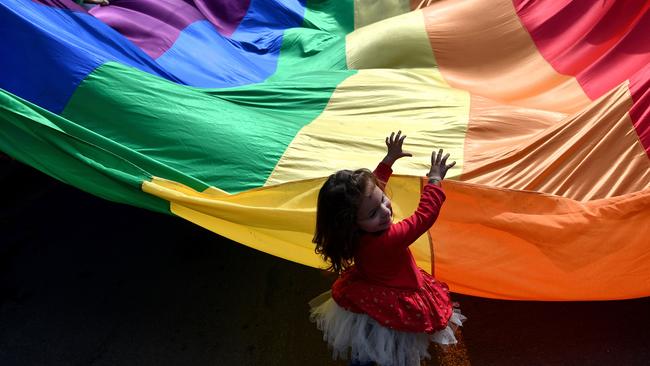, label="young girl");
[310,131,465,366]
